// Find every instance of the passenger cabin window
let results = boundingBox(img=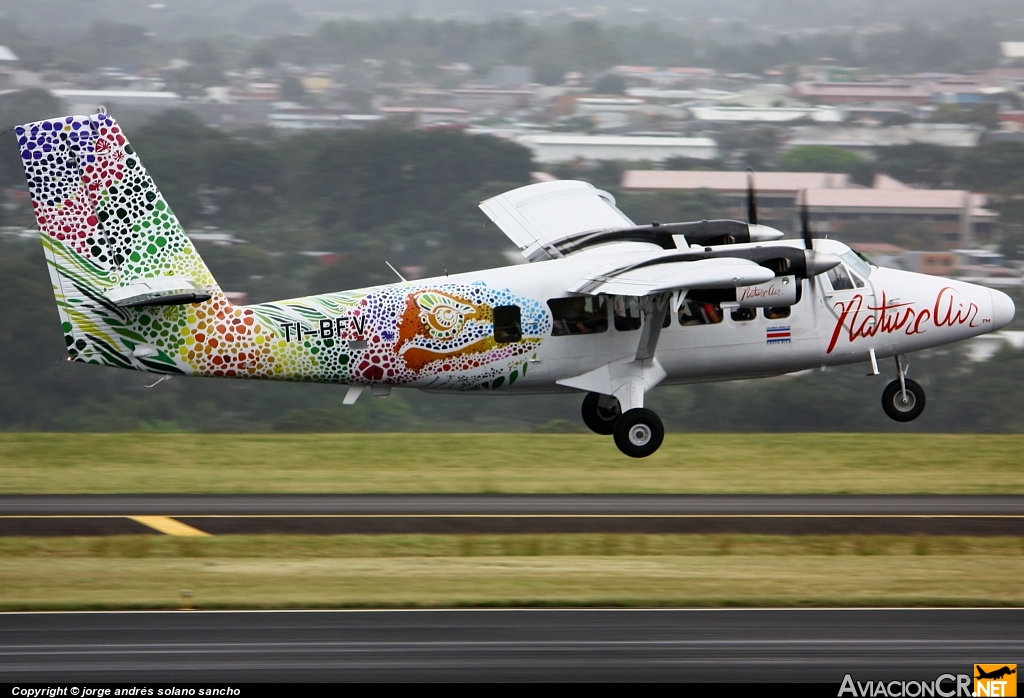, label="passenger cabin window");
[548,296,608,336]
[678,298,723,326]
[731,307,757,322]
[612,295,642,331]
[764,306,791,320]
[493,305,522,344]
[826,264,856,291]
